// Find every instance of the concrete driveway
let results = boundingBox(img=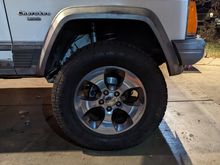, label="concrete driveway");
[0,59,219,165]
